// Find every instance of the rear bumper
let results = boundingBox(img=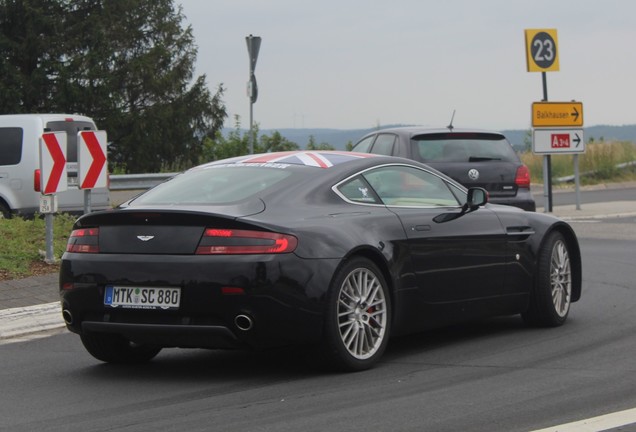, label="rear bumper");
[489,189,536,212]
[60,253,337,349]
[81,321,243,349]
